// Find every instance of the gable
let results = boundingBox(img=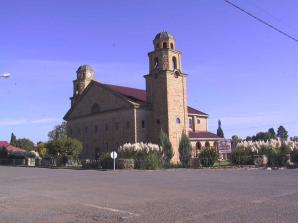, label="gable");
[64,82,135,120]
